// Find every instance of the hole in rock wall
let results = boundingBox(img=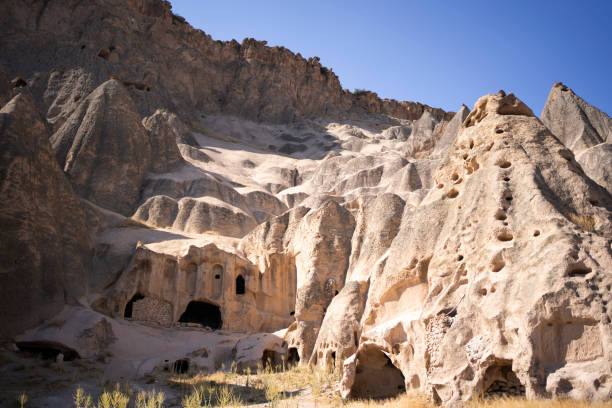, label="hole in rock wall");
[262,349,281,370]
[12,77,27,88]
[97,48,110,59]
[287,347,300,366]
[235,275,245,295]
[17,341,79,361]
[351,347,406,399]
[290,311,295,316]
[173,359,189,374]
[212,264,223,297]
[483,362,525,398]
[496,230,514,242]
[179,301,222,329]
[124,293,145,318]
[567,263,592,277]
